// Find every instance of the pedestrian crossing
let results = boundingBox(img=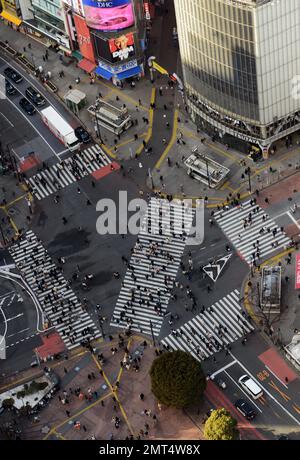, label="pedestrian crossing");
[9,230,101,350]
[214,200,291,265]
[161,289,254,361]
[110,198,195,337]
[26,145,111,200]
